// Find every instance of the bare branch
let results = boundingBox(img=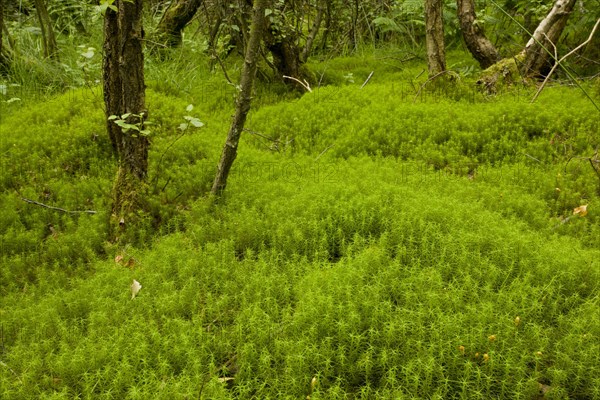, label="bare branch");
[360,71,374,89]
[20,198,97,215]
[283,75,312,92]
[532,18,600,103]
